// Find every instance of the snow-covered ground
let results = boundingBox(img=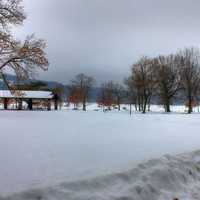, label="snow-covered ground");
[4,150,200,200]
[1,105,200,199]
